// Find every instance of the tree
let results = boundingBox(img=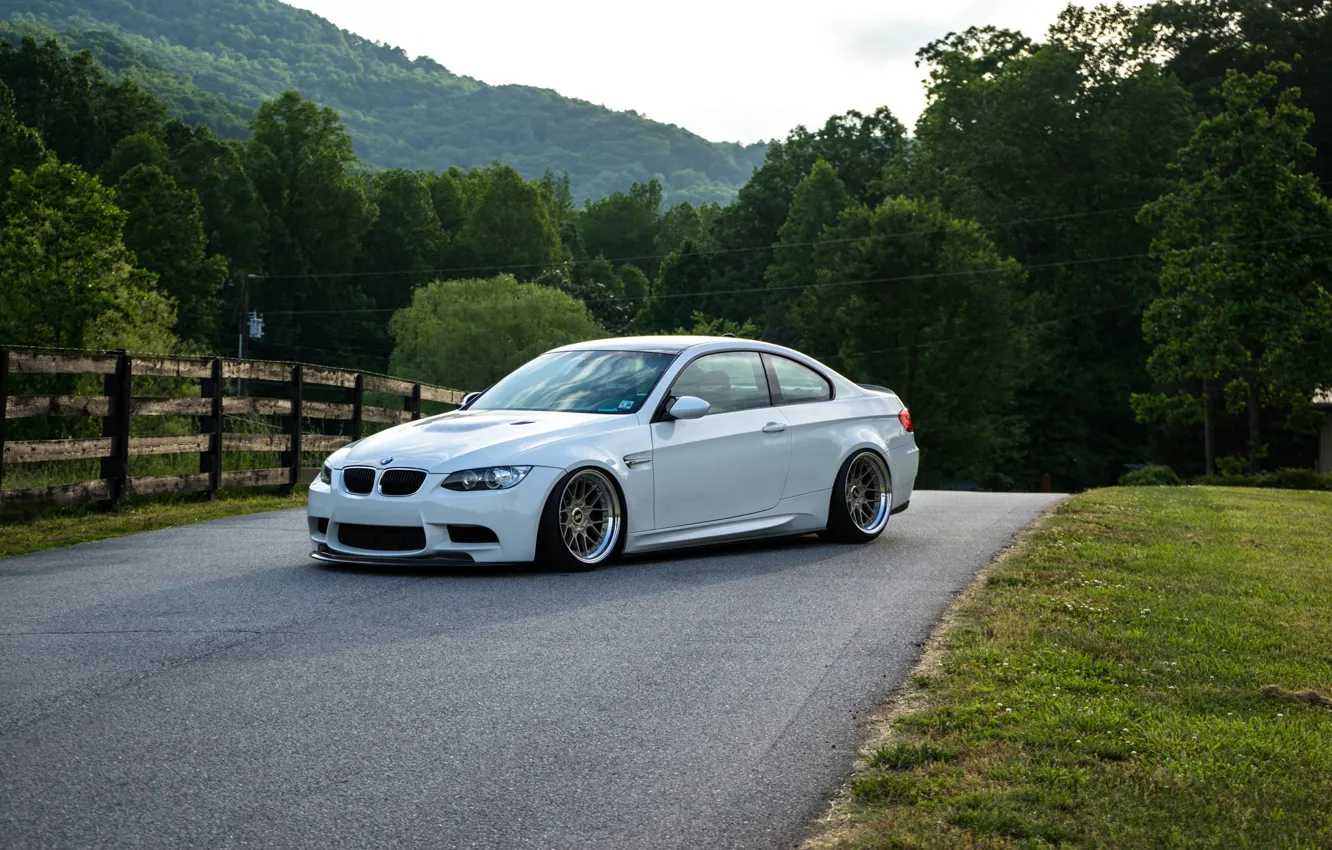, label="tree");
[673,311,758,339]
[728,108,907,253]
[0,80,47,205]
[892,16,1197,489]
[1137,0,1332,191]
[580,179,663,277]
[243,91,379,367]
[114,164,227,345]
[763,159,851,344]
[0,160,175,350]
[388,275,603,390]
[636,239,723,333]
[166,122,267,274]
[246,91,372,275]
[359,169,447,310]
[0,36,164,171]
[654,201,718,257]
[99,132,171,185]
[795,197,1027,488]
[455,164,562,279]
[558,255,632,334]
[1138,62,1332,474]
[616,263,649,302]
